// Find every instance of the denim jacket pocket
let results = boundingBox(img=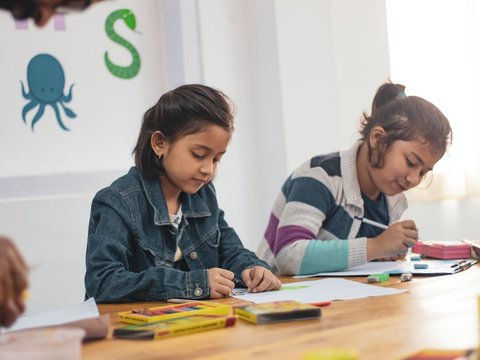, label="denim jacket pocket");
[186,227,220,268]
[188,218,219,249]
[205,228,220,248]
